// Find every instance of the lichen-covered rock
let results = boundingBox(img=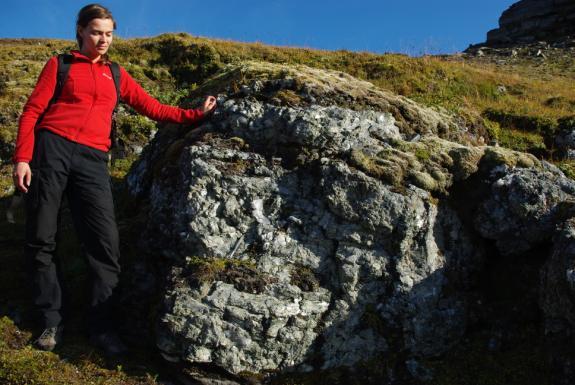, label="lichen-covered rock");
[158,277,331,373]
[142,142,483,373]
[125,61,575,382]
[185,61,466,141]
[474,165,575,255]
